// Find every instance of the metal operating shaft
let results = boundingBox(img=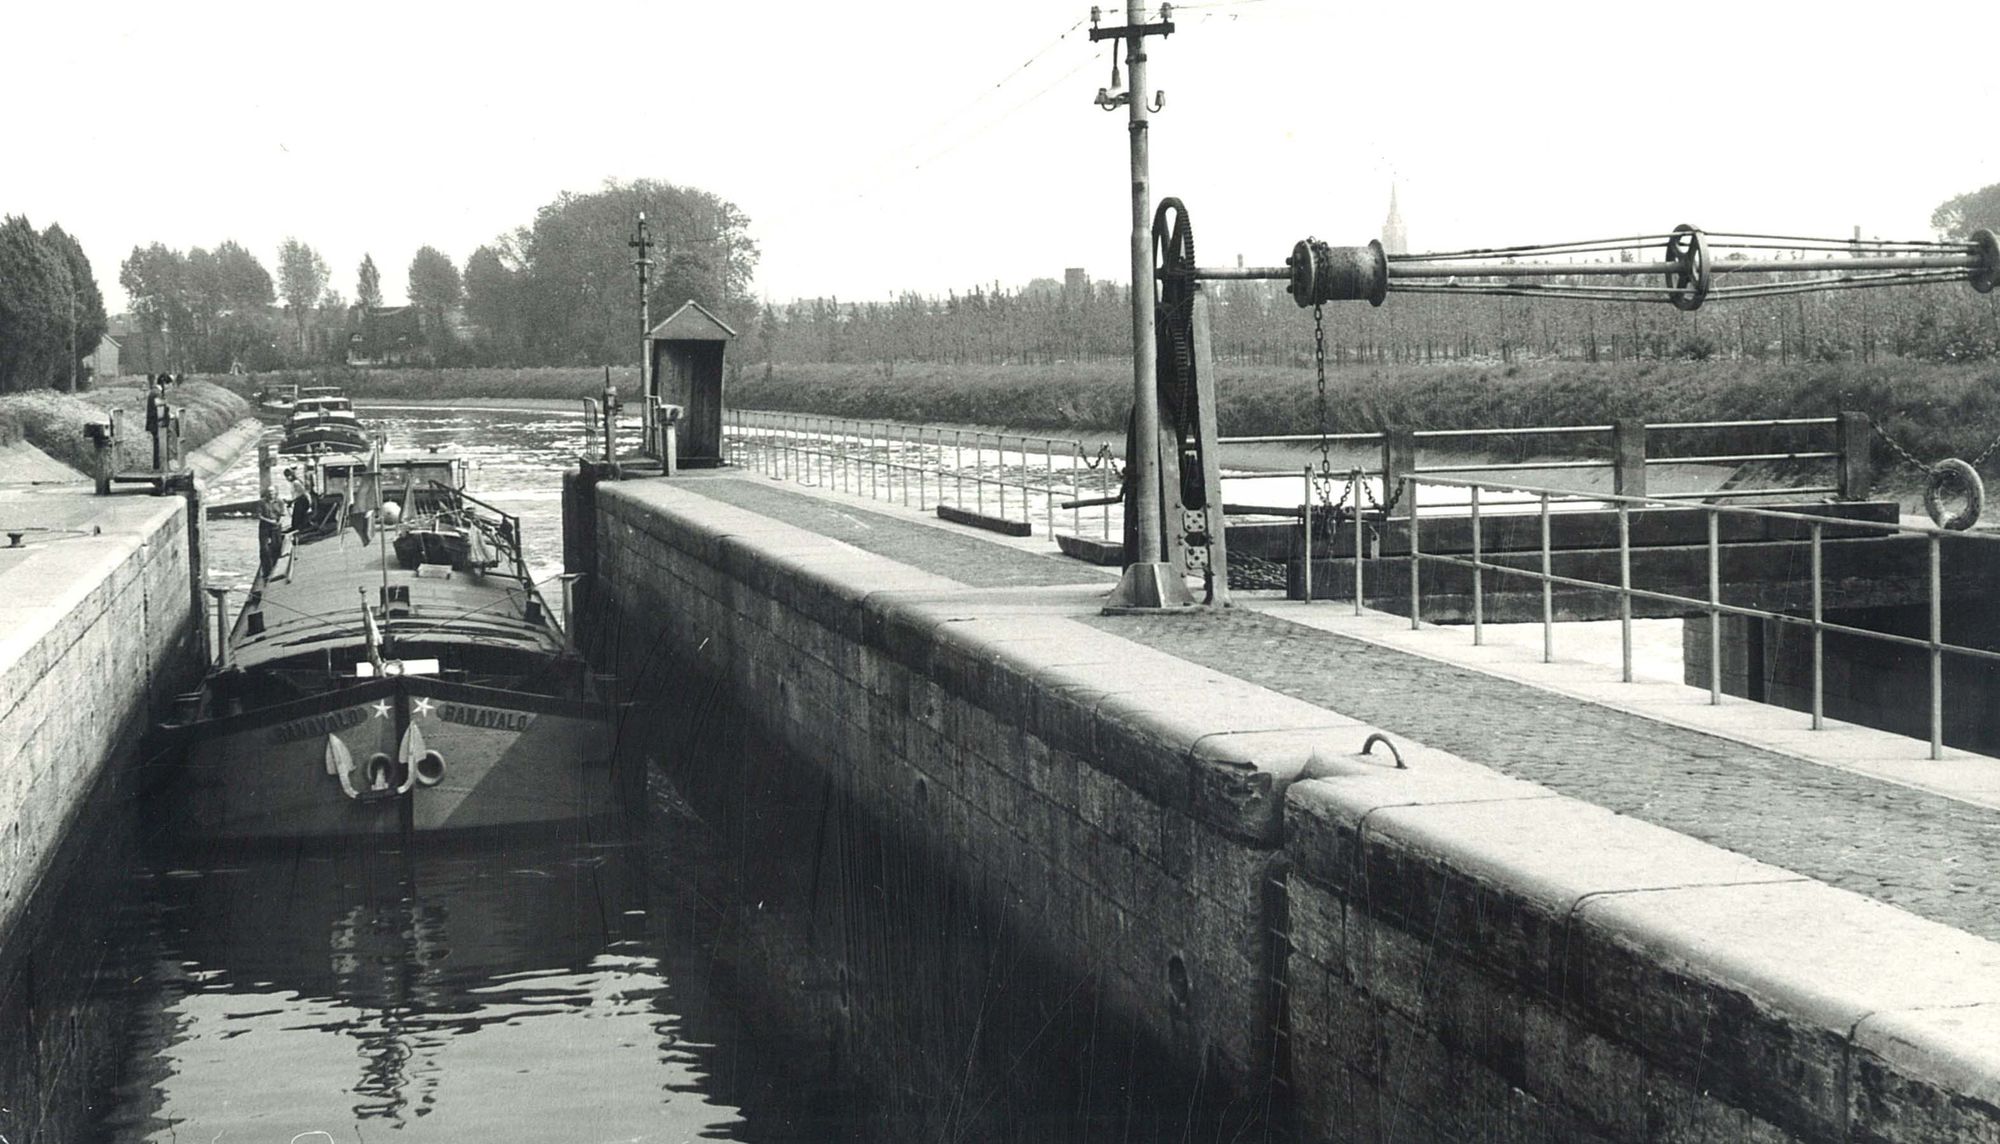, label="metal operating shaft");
[1170,227,2000,310]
